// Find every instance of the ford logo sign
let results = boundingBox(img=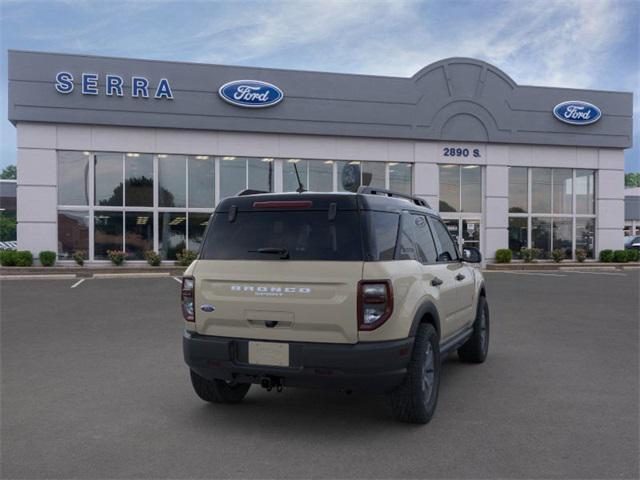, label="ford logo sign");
[553,100,601,125]
[200,304,215,312]
[218,80,284,108]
